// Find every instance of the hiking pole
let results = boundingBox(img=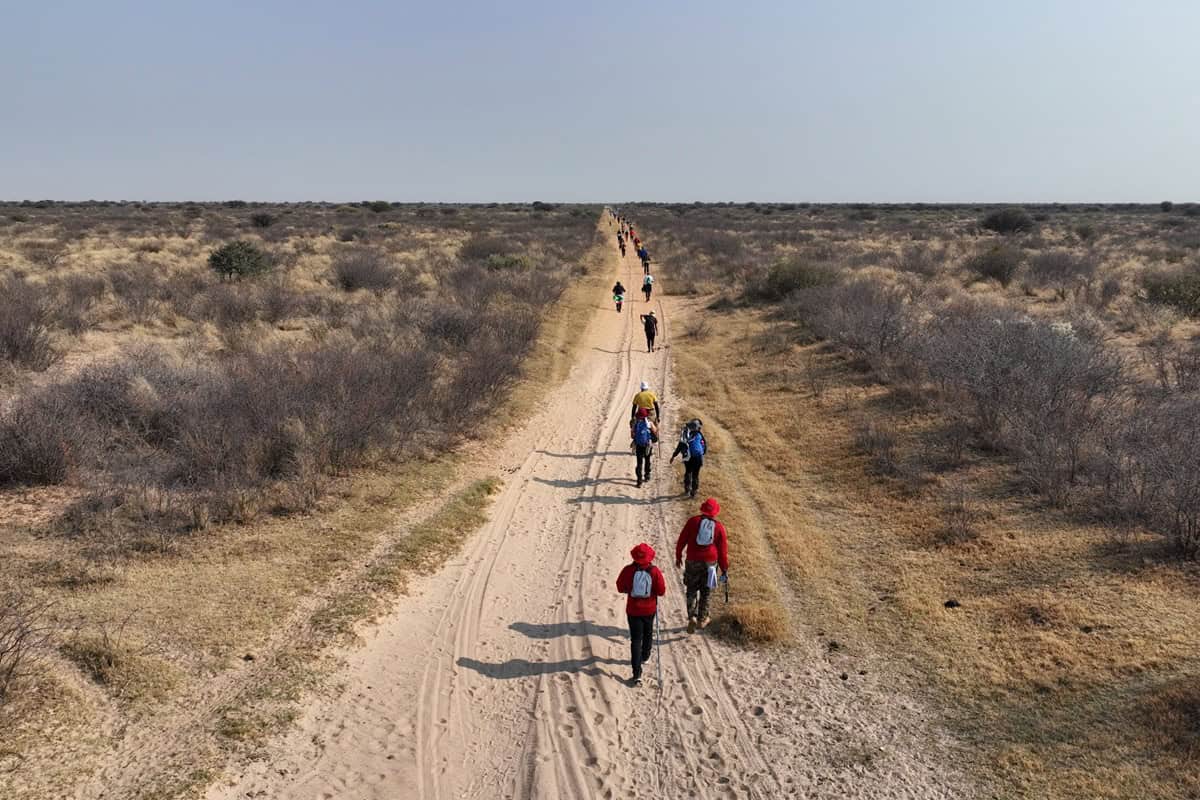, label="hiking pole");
[722,573,730,604]
[655,608,663,696]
